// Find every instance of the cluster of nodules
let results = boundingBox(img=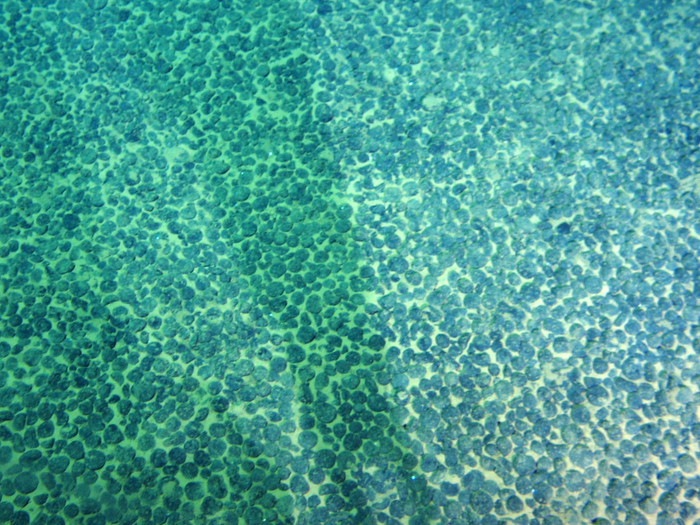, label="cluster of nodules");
[1,0,700,525]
